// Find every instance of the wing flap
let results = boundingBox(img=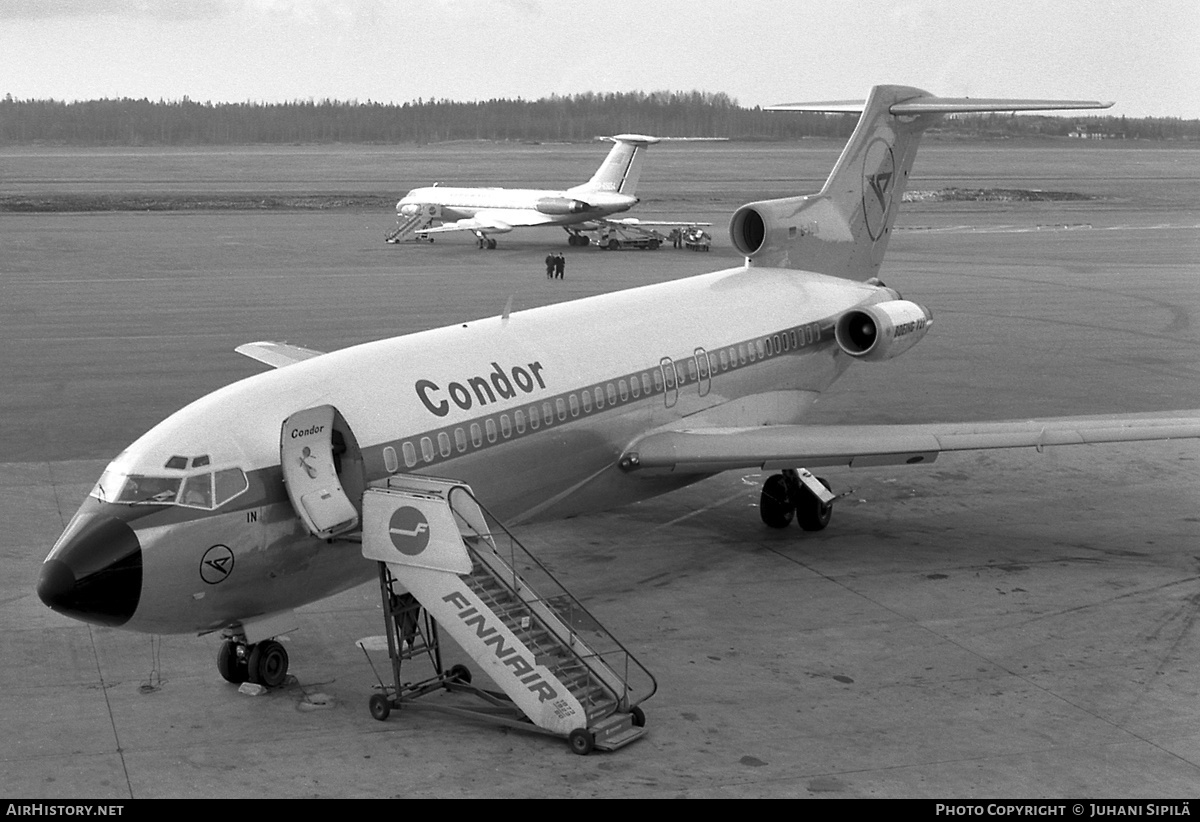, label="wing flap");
[235,341,326,369]
[620,414,1200,474]
[417,218,513,235]
[418,210,556,235]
